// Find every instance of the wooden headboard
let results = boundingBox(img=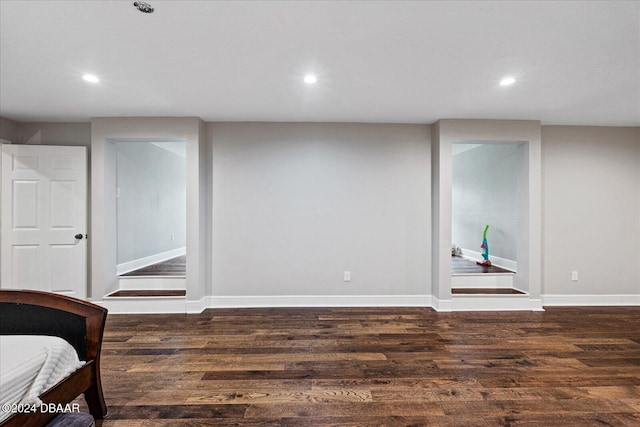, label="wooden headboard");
[0,290,109,426]
[0,290,107,361]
